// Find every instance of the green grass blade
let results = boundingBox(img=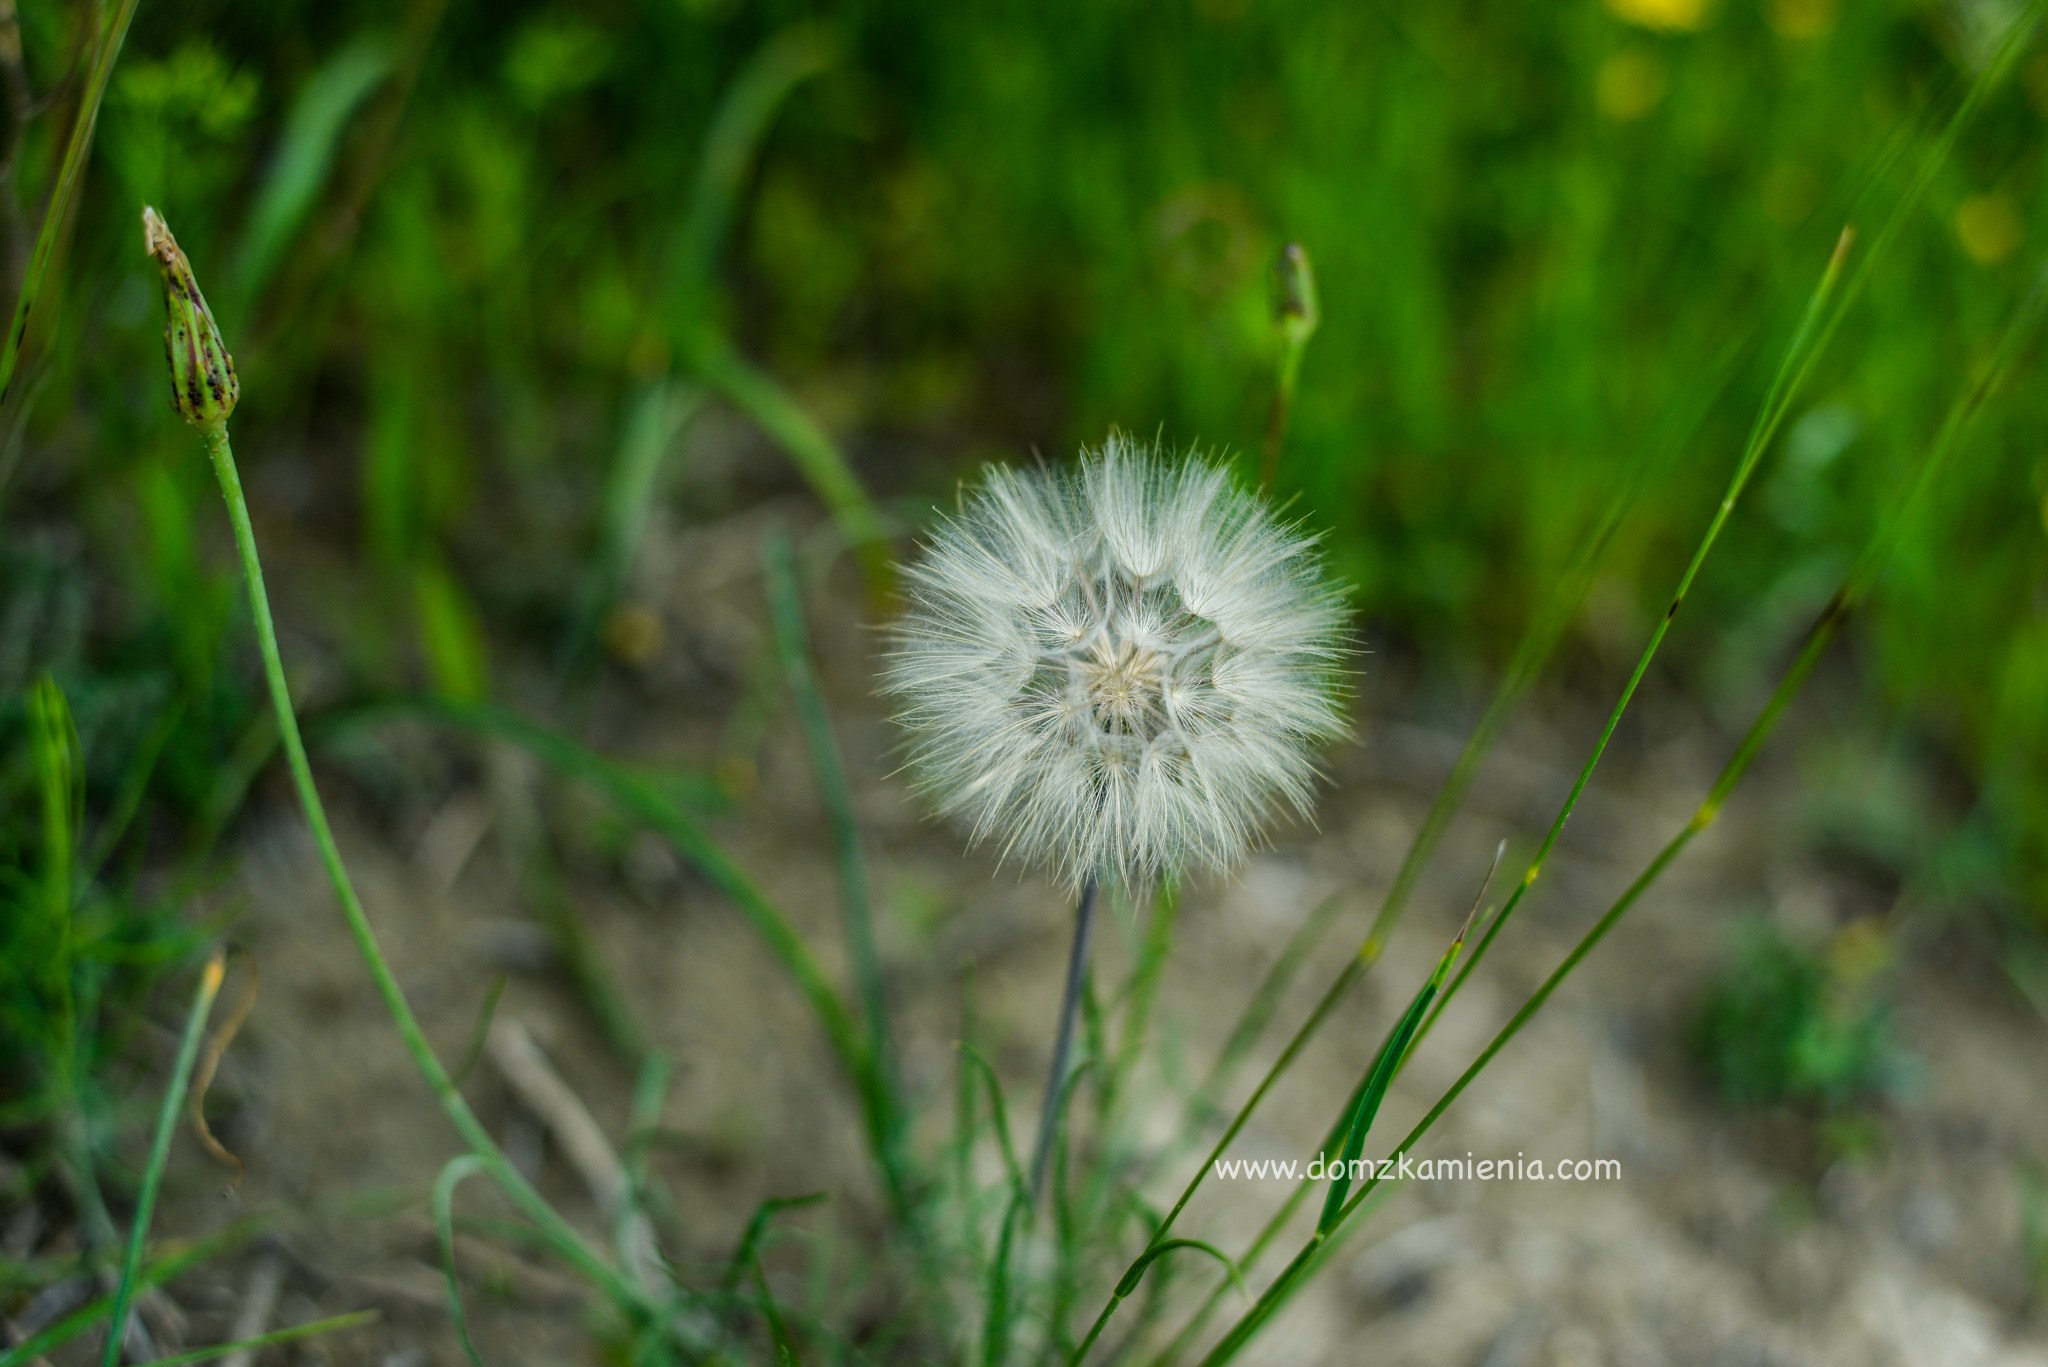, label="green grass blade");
[83,697,184,882]
[751,1263,804,1366]
[0,0,138,419]
[647,24,888,587]
[129,1311,380,1366]
[230,36,395,314]
[723,1192,829,1297]
[1115,1240,1245,1302]
[27,677,80,1089]
[1410,226,1857,1053]
[449,974,508,1088]
[1102,882,1178,1127]
[609,1053,678,1298]
[665,26,835,334]
[1188,889,1345,1124]
[958,1042,1026,1196]
[699,346,891,591]
[103,949,226,1366]
[1073,1235,1248,1362]
[1314,930,1463,1235]
[1145,1166,1336,1366]
[1094,894,1479,1365]
[522,838,647,1067]
[559,378,702,677]
[1259,242,1319,490]
[412,558,492,702]
[1197,1184,1390,1363]
[1067,960,1355,1365]
[763,532,908,1216]
[979,1192,1028,1367]
[432,1154,492,1367]
[951,980,981,1211]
